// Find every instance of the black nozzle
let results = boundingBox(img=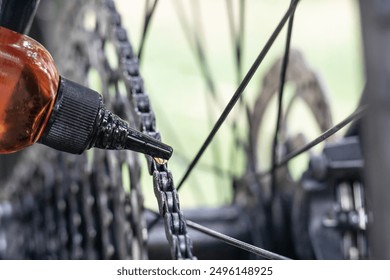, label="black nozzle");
[40,77,173,160]
[91,107,173,160]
